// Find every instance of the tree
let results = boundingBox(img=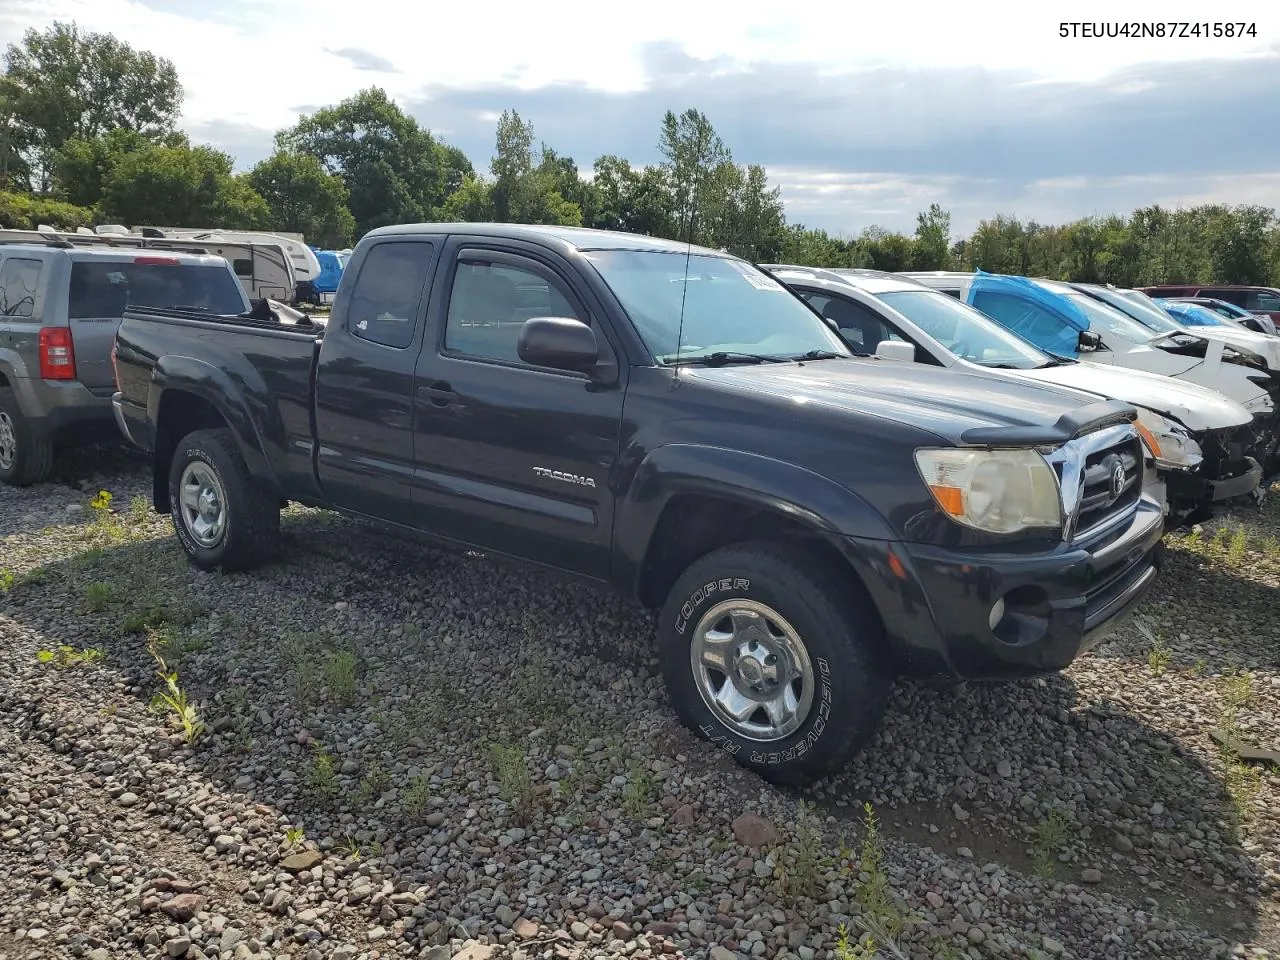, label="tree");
[0,21,181,190]
[658,108,728,241]
[909,204,952,270]
[246,152,355,248]
[277,87,462,236]
[100,142,268,228]
[440,175,495,222]
[51,127,181,208]
[588,155,674,236]
[485,110,582,226]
